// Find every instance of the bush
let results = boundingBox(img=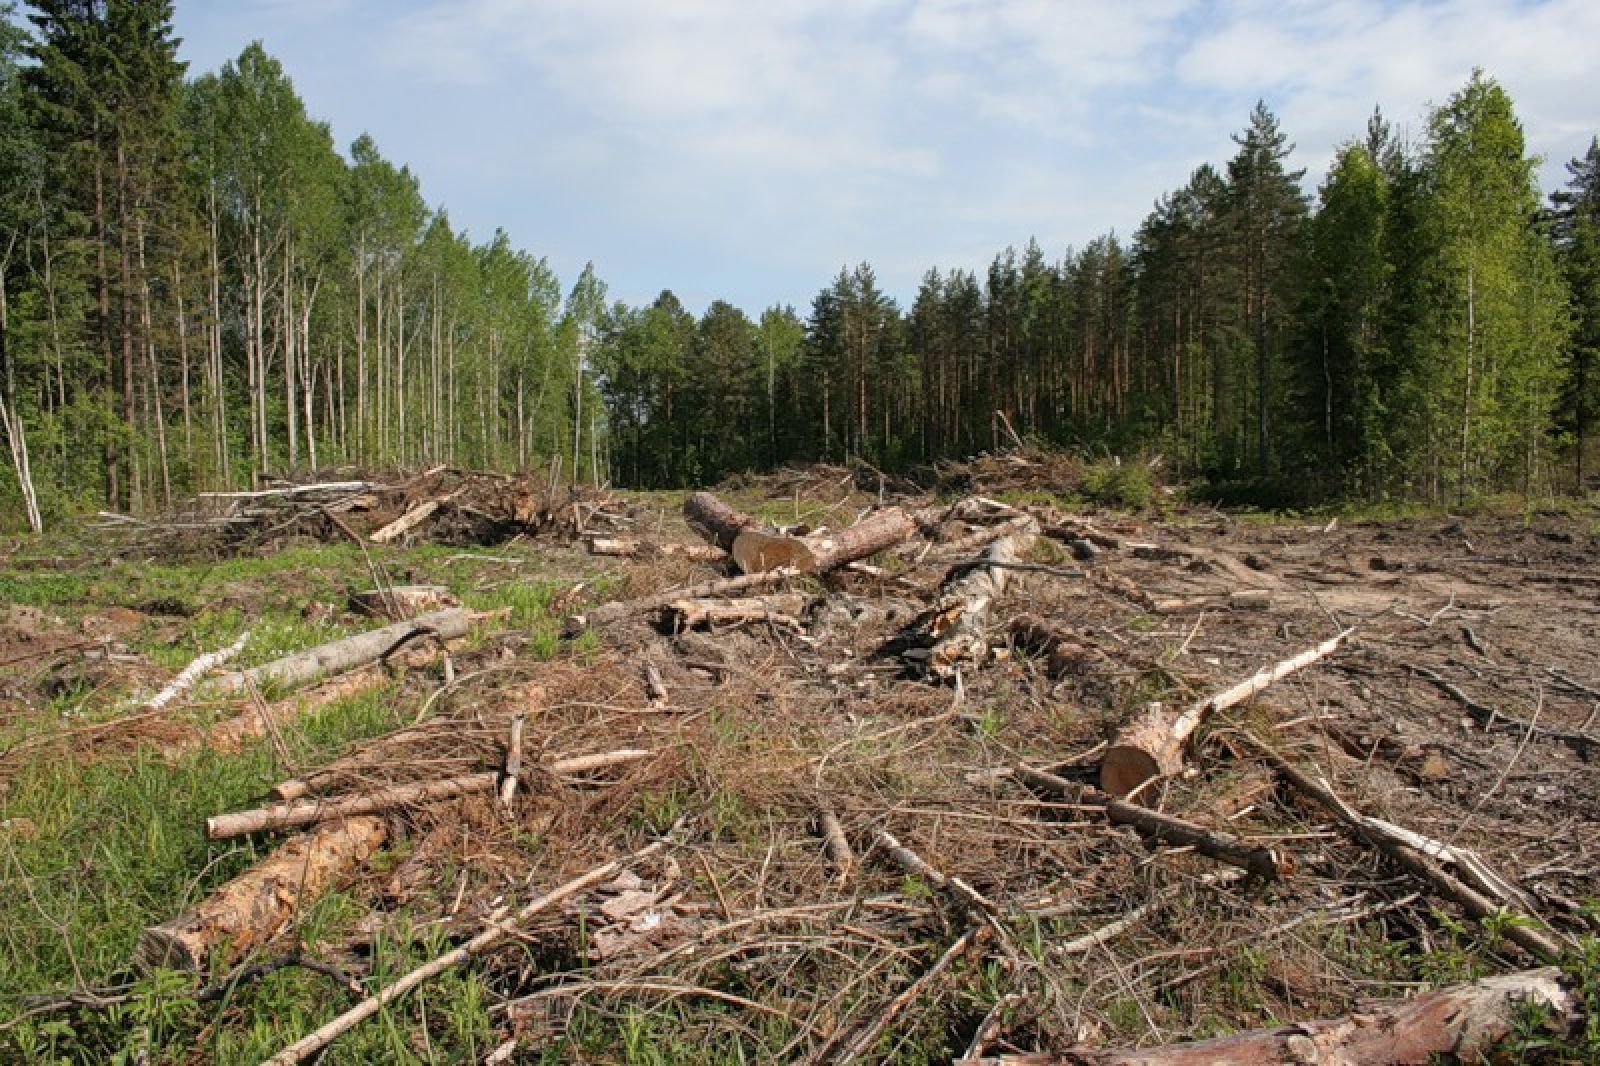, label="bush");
[1081,458,1156,510]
